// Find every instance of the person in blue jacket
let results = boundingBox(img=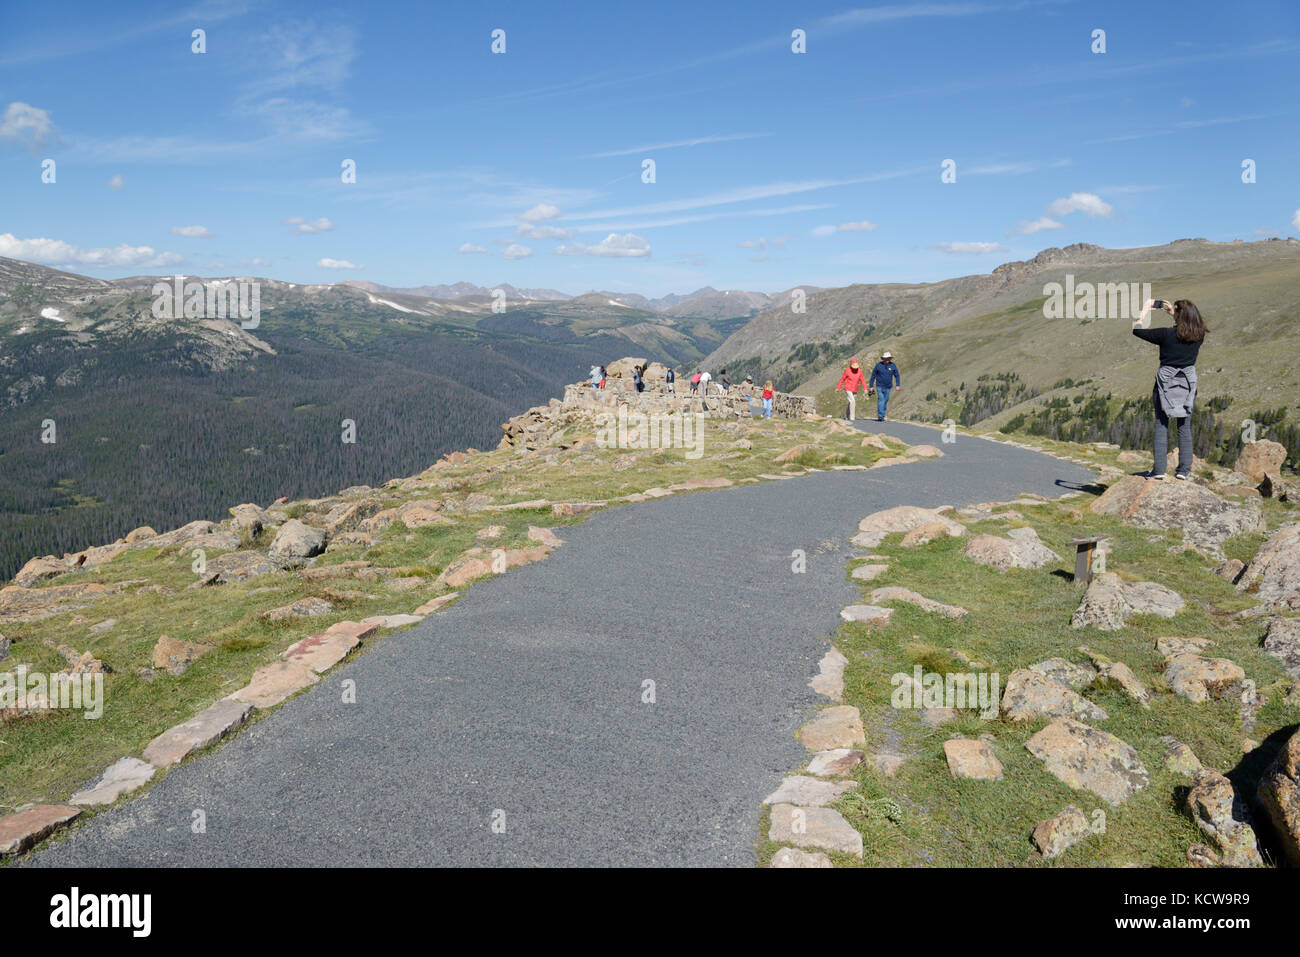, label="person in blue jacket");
[867,351,901,421]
